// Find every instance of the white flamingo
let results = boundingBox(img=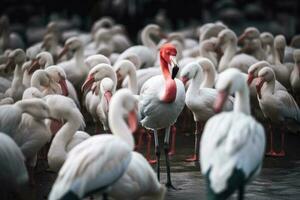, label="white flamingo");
[255,67,300,156]
[49,89,165,200]
[200,68,265,200]
[180,58,234,162]
[45,95,90,172]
